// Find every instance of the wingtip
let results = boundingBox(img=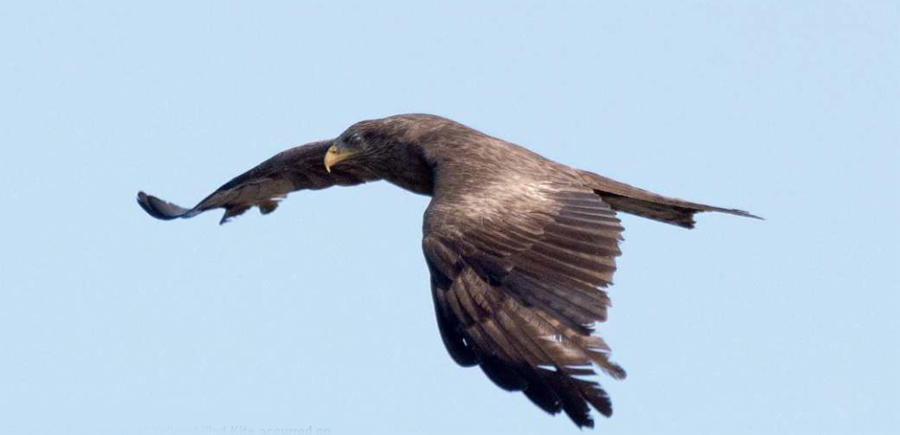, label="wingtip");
[136,190,191,220]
